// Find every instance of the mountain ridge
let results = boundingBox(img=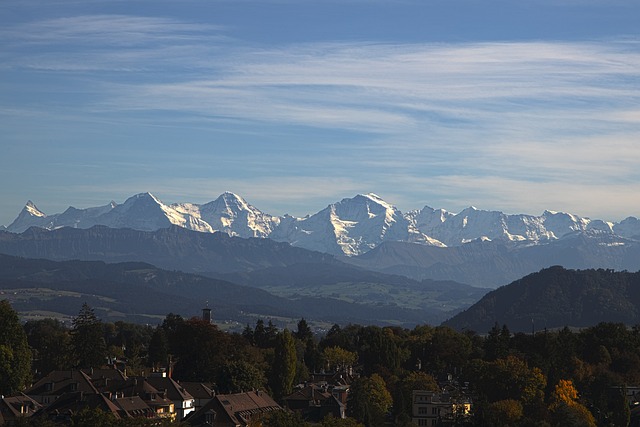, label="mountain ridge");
[5,192,640,256]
